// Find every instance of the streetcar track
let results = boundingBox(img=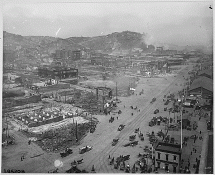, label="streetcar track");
[85,66,189,173]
